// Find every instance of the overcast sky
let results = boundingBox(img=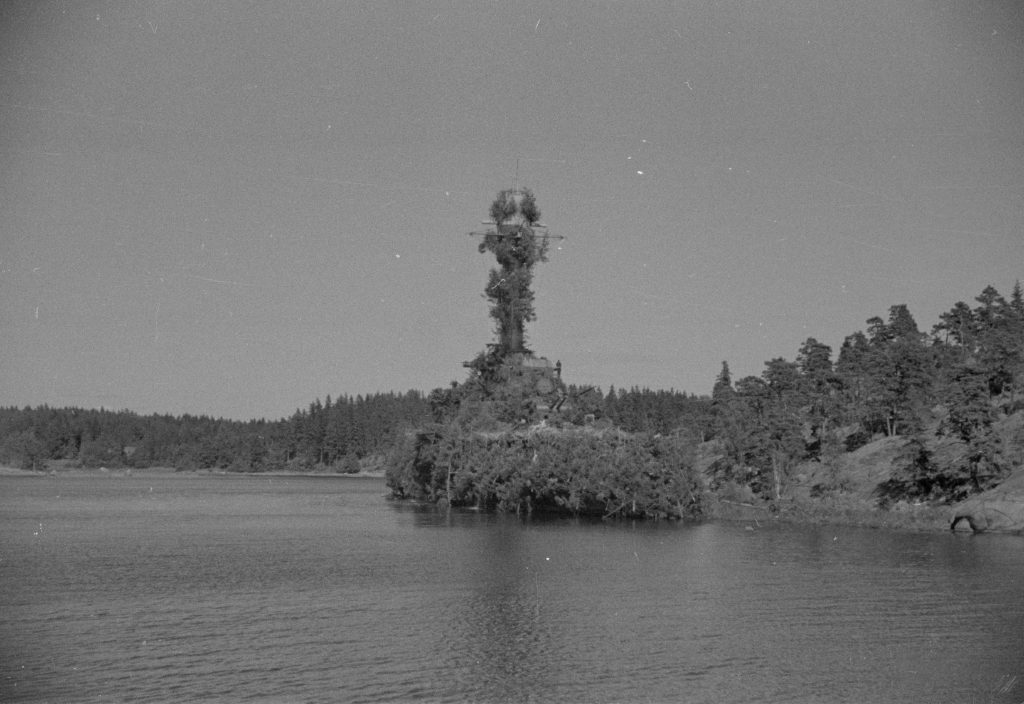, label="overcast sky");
[1,1,1022,420]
